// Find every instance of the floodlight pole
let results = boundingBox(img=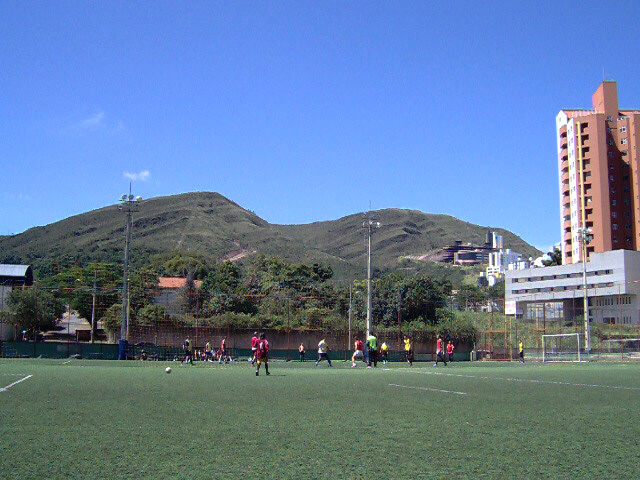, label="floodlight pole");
[348,284,352,350]
[118,184,142,359]
[363,214,380,338]
[121,205,132,342]
[578,227,592,352]
[90,268,96,344]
